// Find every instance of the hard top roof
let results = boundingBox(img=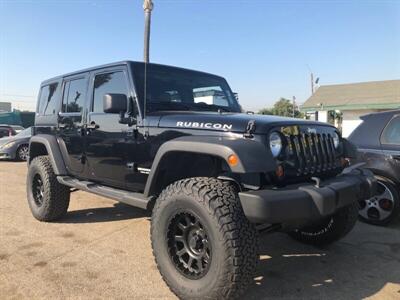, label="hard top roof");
[41,61,224,86]
[361,109,400,120]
